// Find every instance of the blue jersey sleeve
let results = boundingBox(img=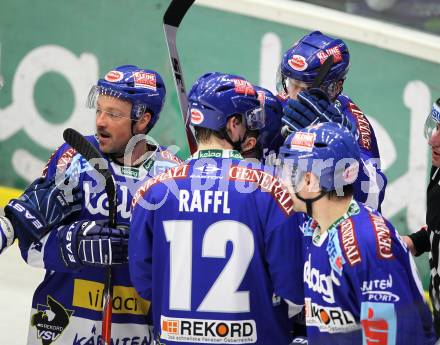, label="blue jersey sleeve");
[351,213,436,344]
[20,143,83,272]
[265,213,304,307]
[337,94,387,210]
[129,199,154,301]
